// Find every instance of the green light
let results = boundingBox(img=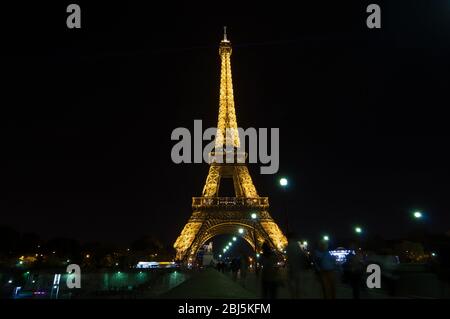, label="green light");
[413,211,423,219]
[228,242,232,246]
[355,227,362,234]
[323,235,329,241]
